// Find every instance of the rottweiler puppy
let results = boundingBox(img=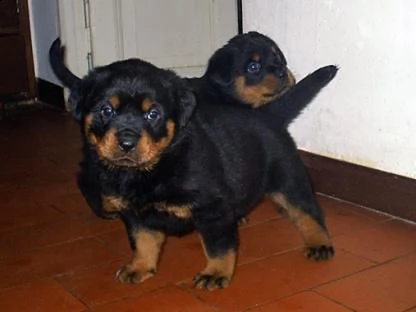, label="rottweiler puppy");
[188,31,296,109]
[50,38,337,290]
[189,31,335,129]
